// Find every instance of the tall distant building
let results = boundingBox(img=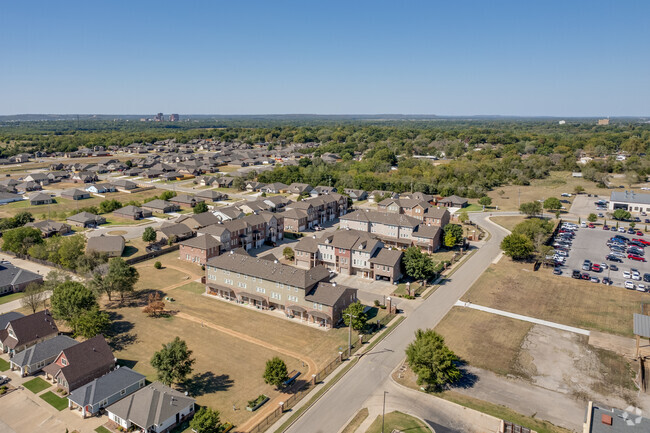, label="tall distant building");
[598,118,610,125]
[169,114,179,122]
[154,113,164,122]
